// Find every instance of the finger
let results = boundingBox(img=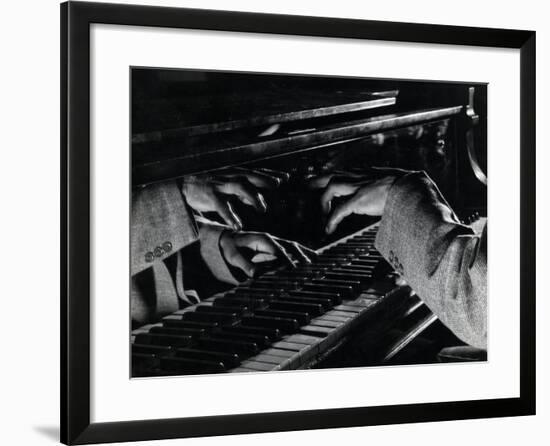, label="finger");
[326,195,359,234]
[306,173,336,189]
[369,166,410,178]
[276,237,317,259]
[395,276,408,286]
[234,232,295,268]
[212,195,242,230]
[320,182,360,214]
[230,167,281,189]
[215,178,267,212]
[275,238,312,264]
[255,167,290,182]
[332,170,366,177]
[306,171,365,189]
[222,238,256,277]
[267,237,296,268]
